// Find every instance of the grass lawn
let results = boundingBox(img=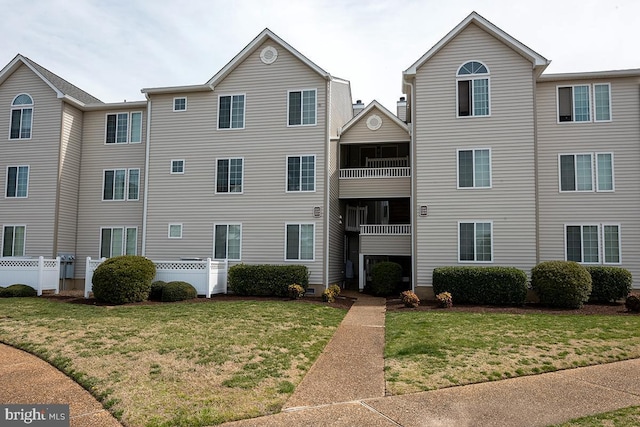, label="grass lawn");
[385,311,640,394]
[0,298,346,427]
[552,406,640,426]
